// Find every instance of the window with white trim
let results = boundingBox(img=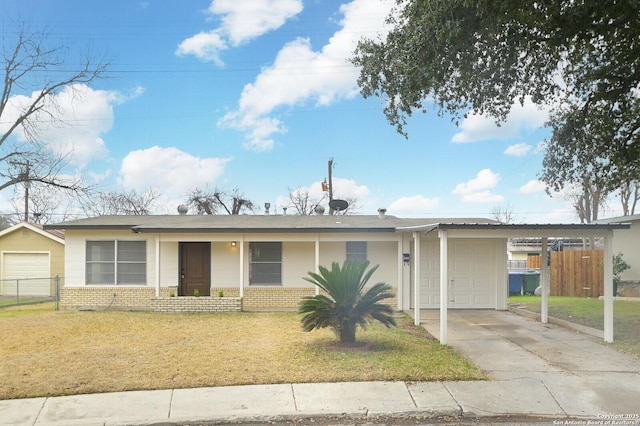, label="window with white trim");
[86,240,146,285]
[346,241,367,262]
[249,242,282,285]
